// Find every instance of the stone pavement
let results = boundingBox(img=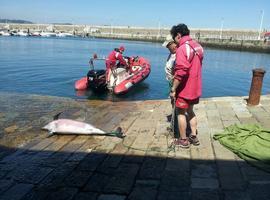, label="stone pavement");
[0,93,270,200]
